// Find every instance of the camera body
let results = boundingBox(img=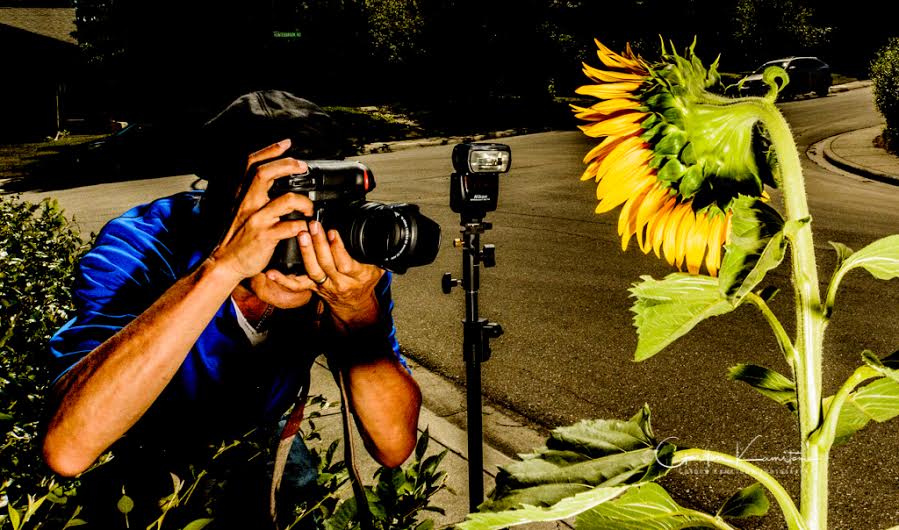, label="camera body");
[268,160,441,275]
